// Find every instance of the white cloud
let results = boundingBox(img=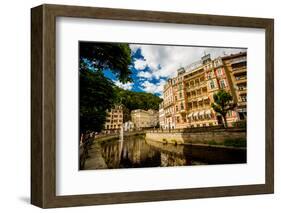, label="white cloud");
[137,71,153,80]
[113,80,133,90]
[140,79,166,96]
[130,44,246,96]
[134,59,147,70]
[130,44,246,80]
